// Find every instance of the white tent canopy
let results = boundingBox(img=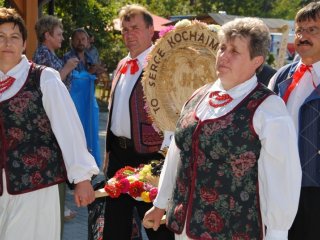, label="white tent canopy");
[207,13,290,68]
